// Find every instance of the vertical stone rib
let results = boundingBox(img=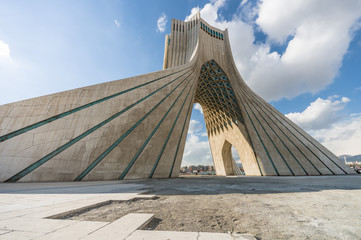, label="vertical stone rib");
[169,19,175,68]
[237,92,279,175]
[149,79,196,178]
[241,94,295,175]
[119,71,194,180]
[246,87,347,174]
[239,87,322,175]
[169,79,197,178]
